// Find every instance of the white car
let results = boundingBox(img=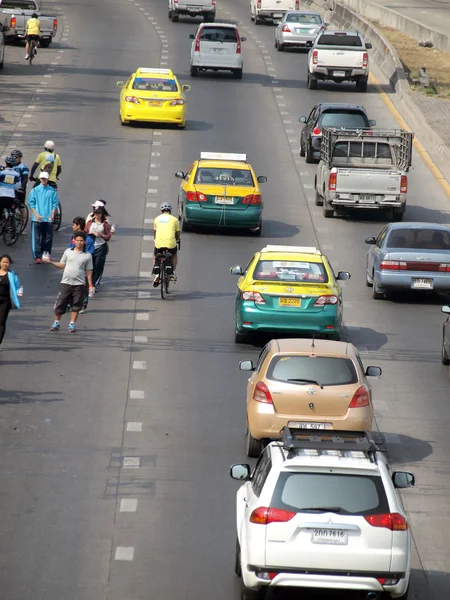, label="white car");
[168,0,215,23]
[189,23,246,78]
[230,428,414,599]
[250,0,299,24]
